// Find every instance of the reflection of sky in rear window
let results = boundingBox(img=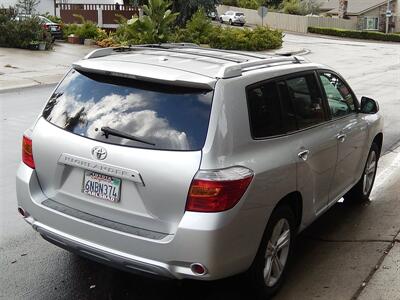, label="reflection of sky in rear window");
[43,70,213,151]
